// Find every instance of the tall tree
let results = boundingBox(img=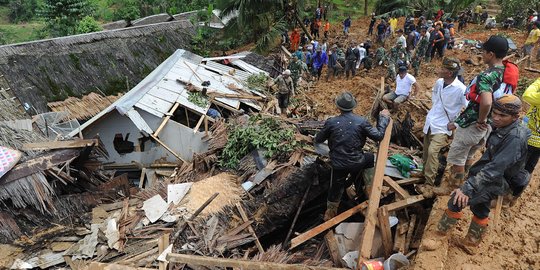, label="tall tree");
[217,0,307,53]
[40,0,95,37]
